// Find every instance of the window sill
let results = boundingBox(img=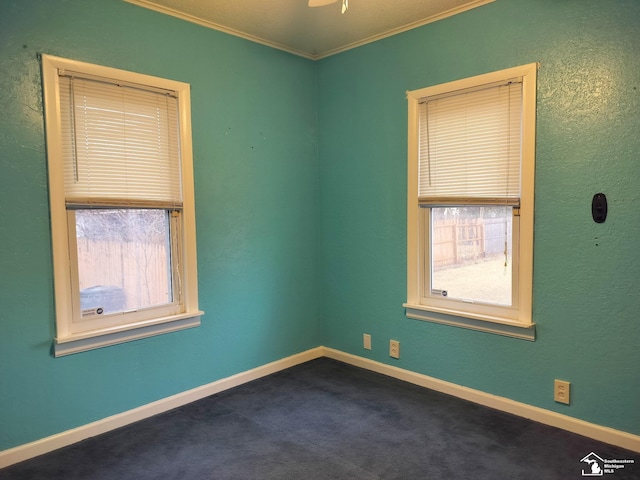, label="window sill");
[53,311,203,357]
[403,303,535,341]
